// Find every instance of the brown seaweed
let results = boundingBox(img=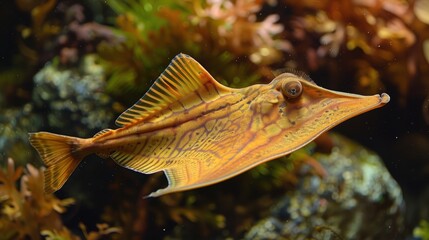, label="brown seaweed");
[0,158,121,240]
